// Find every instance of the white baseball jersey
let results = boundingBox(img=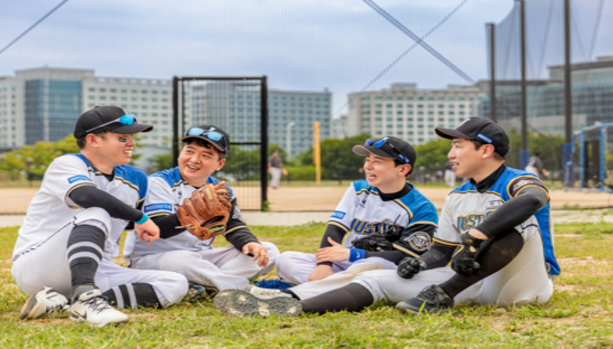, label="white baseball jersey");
[12,154,147,260]
[123,167,239,258]
[329,180,438,251]
[436,166,560,276]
